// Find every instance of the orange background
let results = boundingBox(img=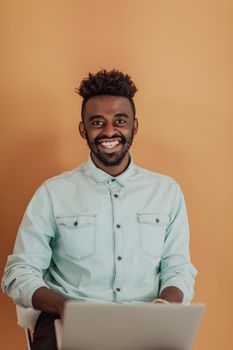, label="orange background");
[0,1,232,349]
